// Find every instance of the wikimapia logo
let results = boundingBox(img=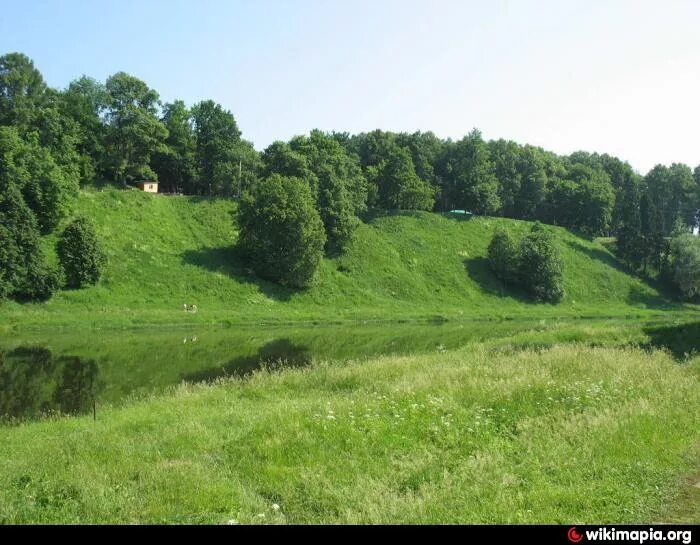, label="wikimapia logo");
[567,526,693,544]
